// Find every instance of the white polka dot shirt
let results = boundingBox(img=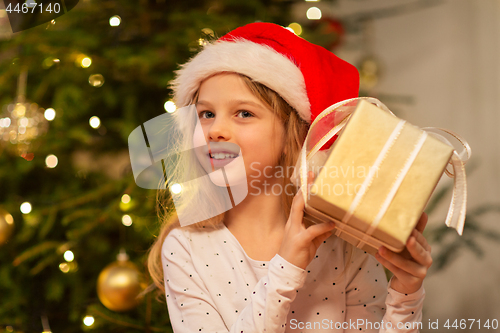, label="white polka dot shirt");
[162,223,425,332]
